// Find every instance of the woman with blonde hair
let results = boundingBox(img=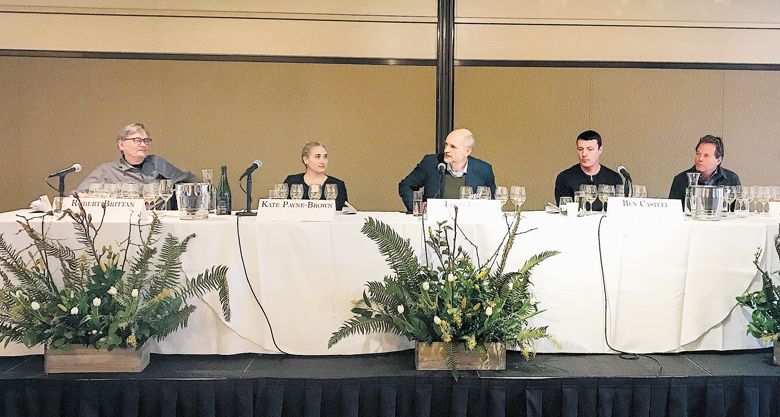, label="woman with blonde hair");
[284,142,348,210]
